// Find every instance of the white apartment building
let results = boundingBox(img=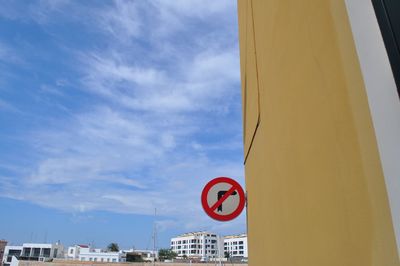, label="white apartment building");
[2,242,63,266]
[223,234,248,258]
[67,245,122,263]
[170,232,224,260]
